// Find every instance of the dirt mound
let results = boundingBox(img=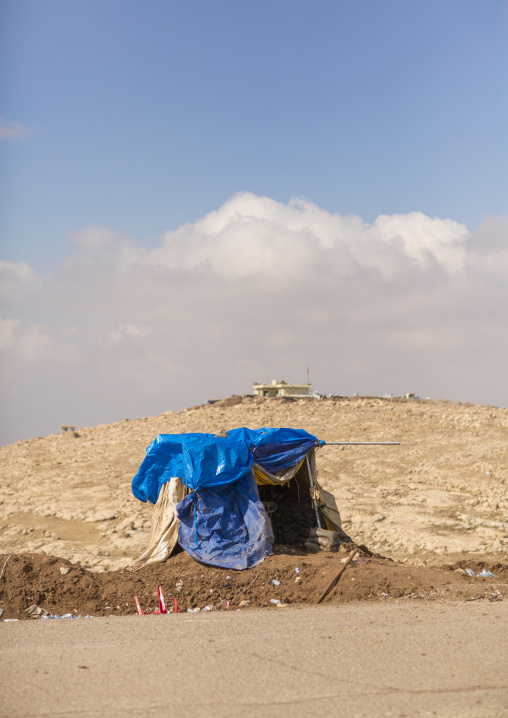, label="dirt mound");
[1,549,506,621]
